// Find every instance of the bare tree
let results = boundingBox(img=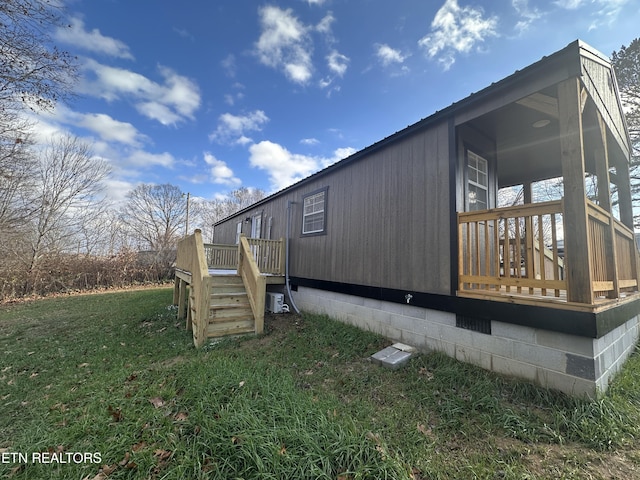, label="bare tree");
[199,187,266,241]
[24,135,110,284]
[0,0,78,114]
[119,183,187,279]
[611,39,640,225]
[0,0,80,255]
[0,119,35,232]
